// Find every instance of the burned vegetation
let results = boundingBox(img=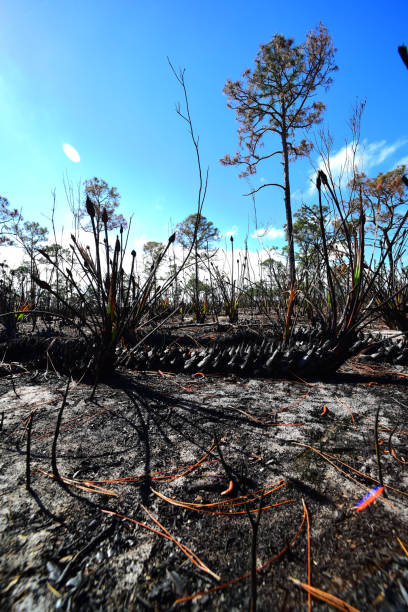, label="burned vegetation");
[1,39,408,612]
